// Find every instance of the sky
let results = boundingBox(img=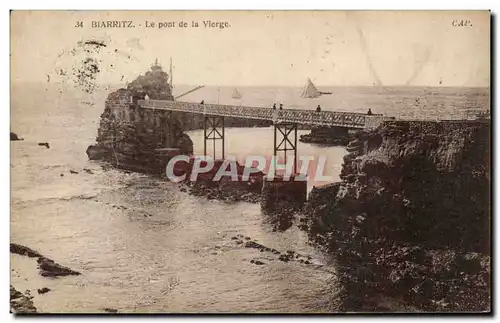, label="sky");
[10,10,490,87]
